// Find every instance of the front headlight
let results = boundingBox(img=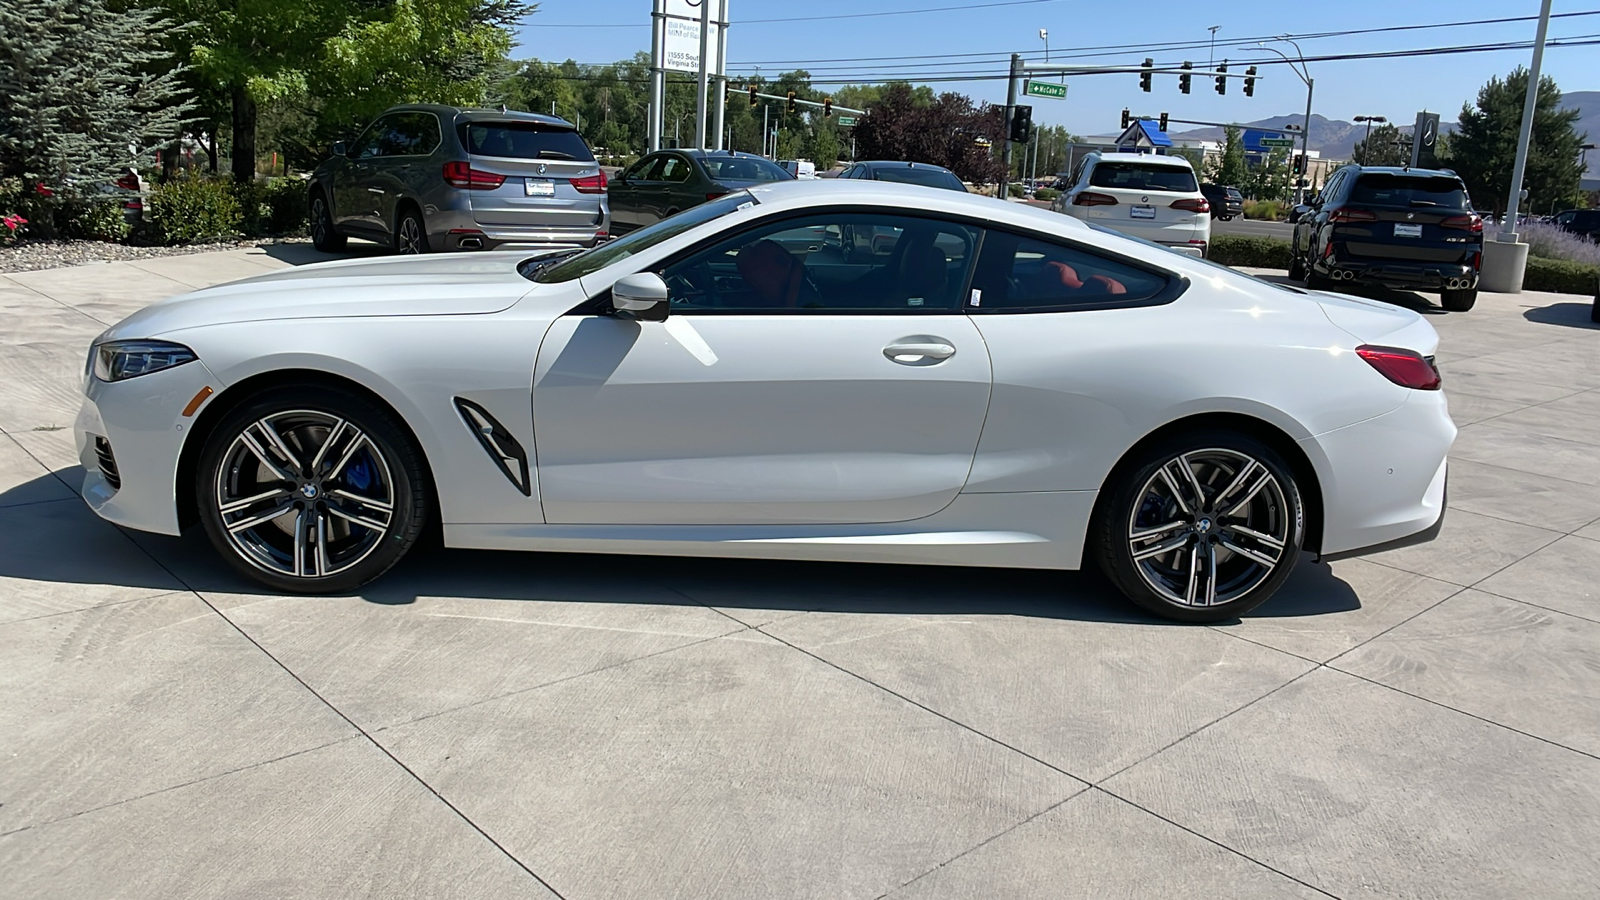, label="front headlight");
[93,340,198,382]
